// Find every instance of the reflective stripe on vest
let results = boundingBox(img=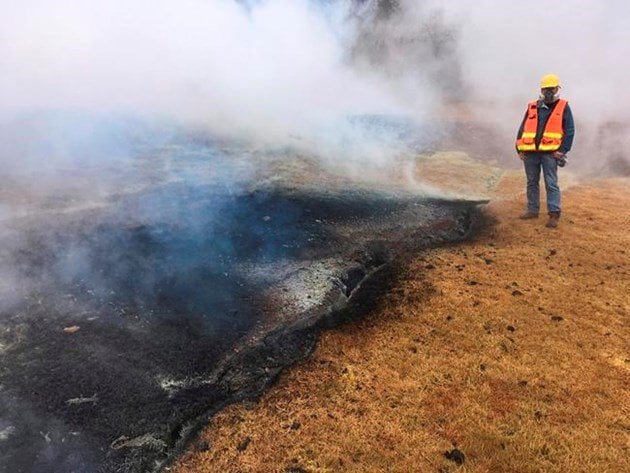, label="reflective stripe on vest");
[516,99,568,152]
